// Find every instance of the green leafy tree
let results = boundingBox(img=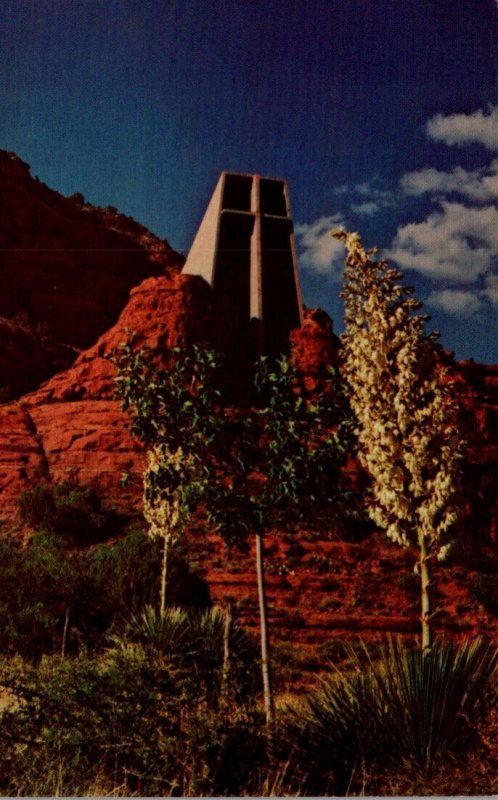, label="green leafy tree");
[113,341,221,615]
[334,230,462,651]
[114,341,349,737]
[208,355,348,734]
